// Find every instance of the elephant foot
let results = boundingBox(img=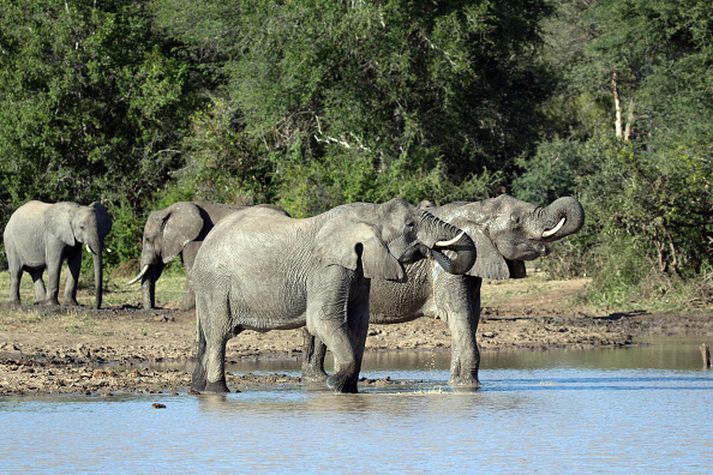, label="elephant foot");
[7,300,21,309]
[326,373,359,393]
[204,380,230,393]
[448,375,480,390]
[302,370,329,390]
[63,300,81,307]
[42,299,60,307]
[301,366,329,384]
